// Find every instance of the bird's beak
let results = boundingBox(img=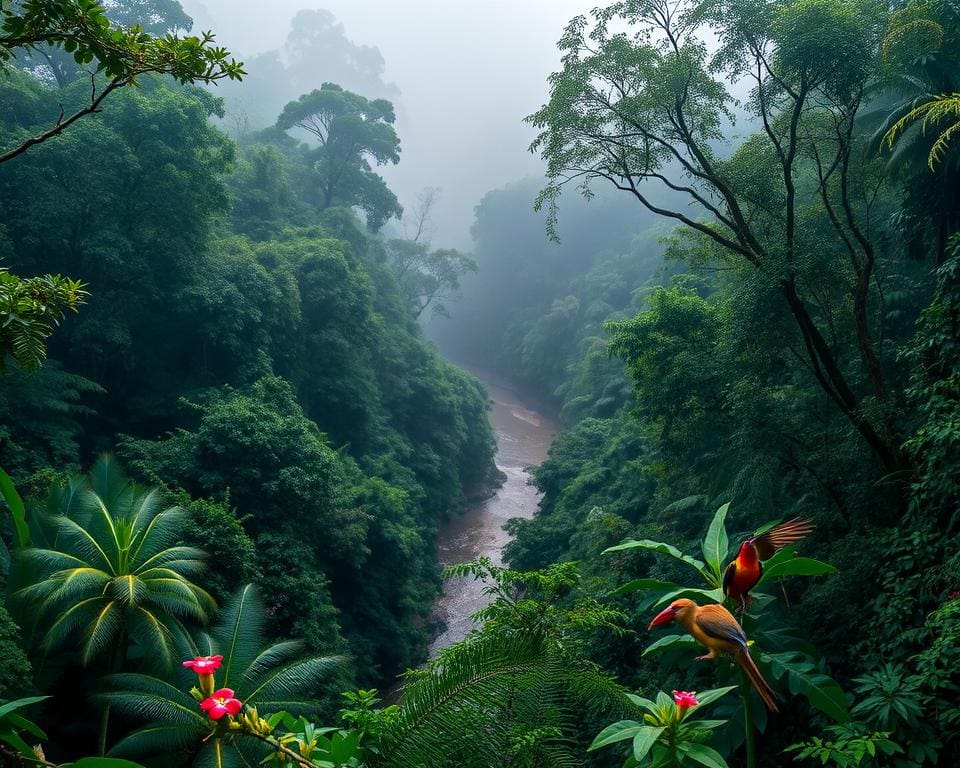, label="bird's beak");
[648,606,676,630]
